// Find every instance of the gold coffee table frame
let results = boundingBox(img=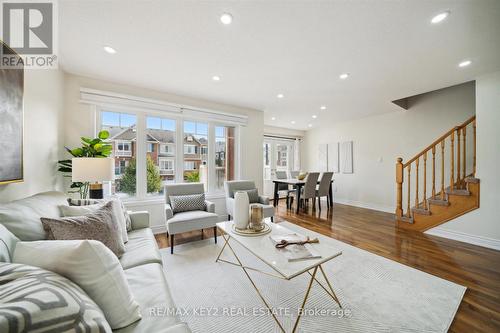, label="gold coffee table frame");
[215,228,342,333]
